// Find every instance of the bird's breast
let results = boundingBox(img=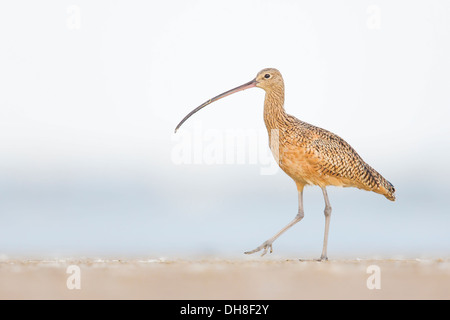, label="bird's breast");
[268,133,346,188]
[280,146,317,185]
[267,132,315,185]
